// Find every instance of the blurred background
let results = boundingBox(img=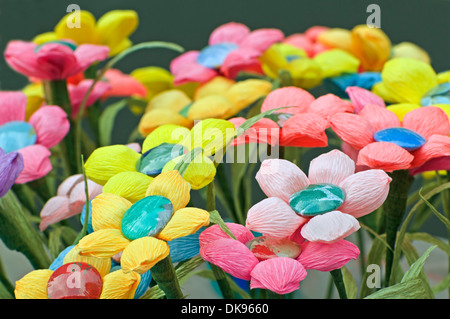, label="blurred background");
[0,0,449,298]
